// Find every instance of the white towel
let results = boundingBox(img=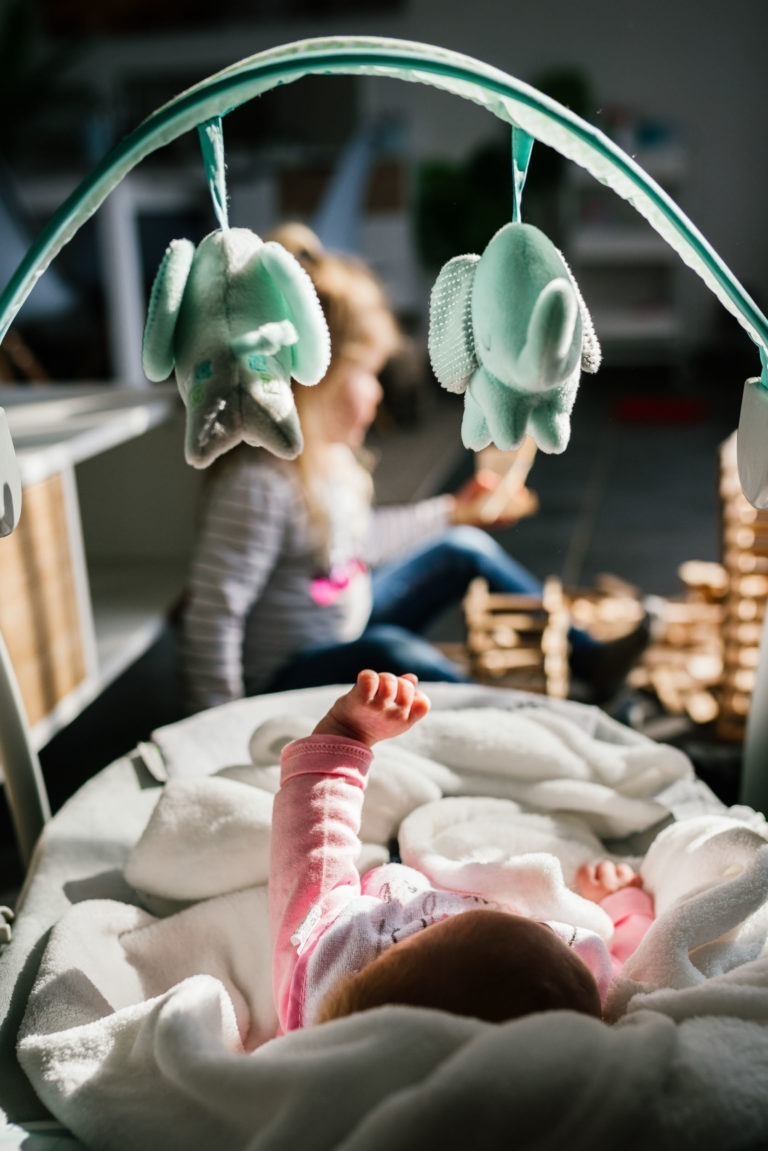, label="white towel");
[121,702,679,908]
[606,810,768,1019]
[124,776,274,903]
[245,705,690,838]
[399,797,613,936]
